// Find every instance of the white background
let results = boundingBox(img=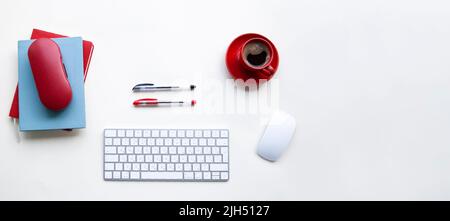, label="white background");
[1,0,450,200]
